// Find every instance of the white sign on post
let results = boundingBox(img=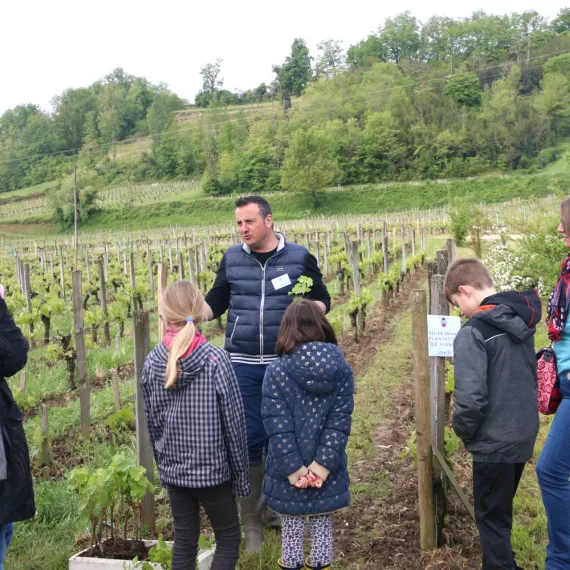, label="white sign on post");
[427,315,461,357]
